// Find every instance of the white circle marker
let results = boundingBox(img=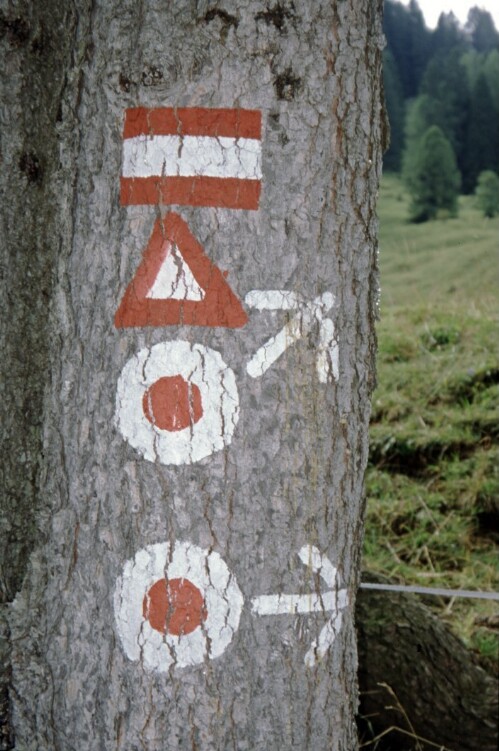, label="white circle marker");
[114,541,244,672]
[115,341,239,465]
